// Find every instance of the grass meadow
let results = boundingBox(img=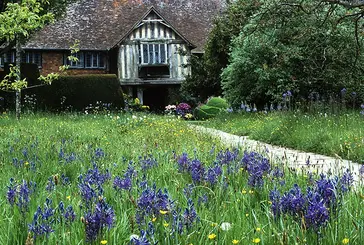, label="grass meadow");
[0,112,363,245]
[202,111,364,164]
